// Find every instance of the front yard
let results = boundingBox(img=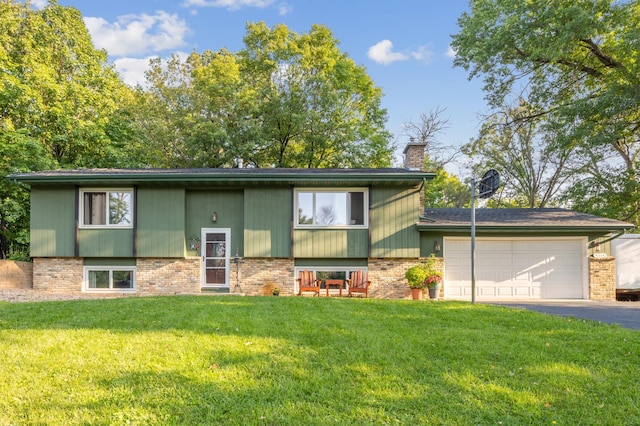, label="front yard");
[0,296,638,425]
